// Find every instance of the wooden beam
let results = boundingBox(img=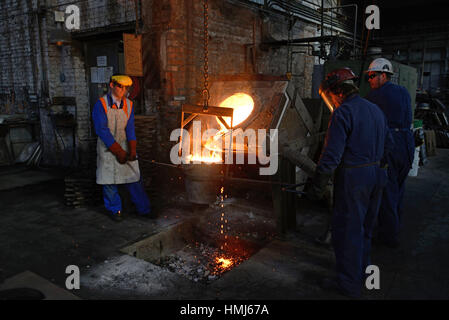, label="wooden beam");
[182,104,234,118]
[181,114,198,128]
[216,116,230,130]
